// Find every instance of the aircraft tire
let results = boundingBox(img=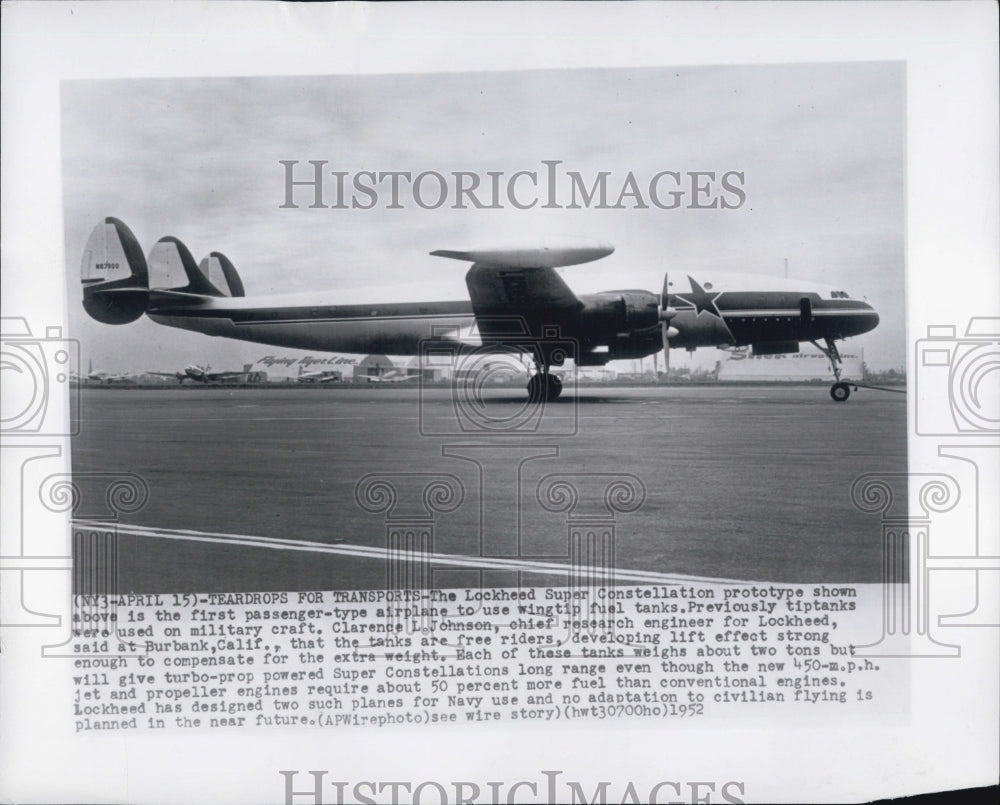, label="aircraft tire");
[527,374,545,403]
[830,382,851,402]
[547,374,563,401]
